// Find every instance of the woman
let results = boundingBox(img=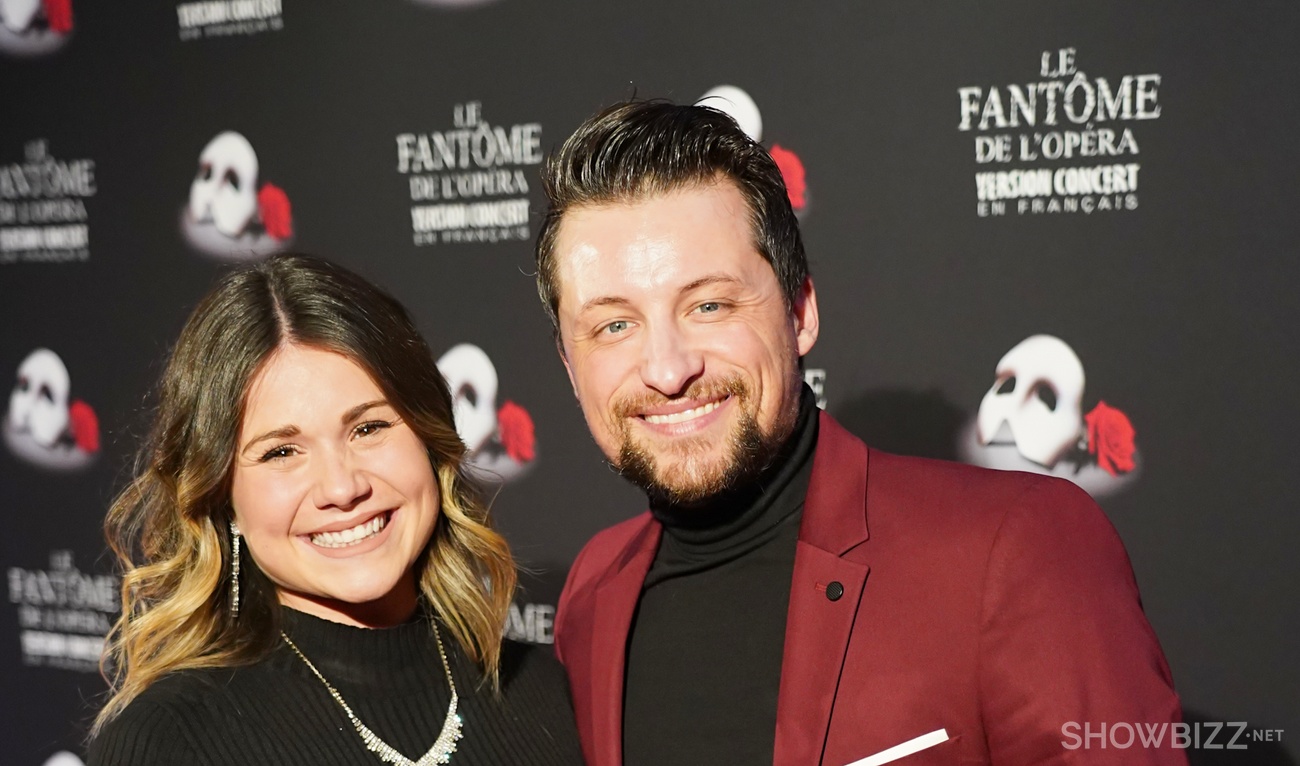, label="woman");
[89,254,584,765]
